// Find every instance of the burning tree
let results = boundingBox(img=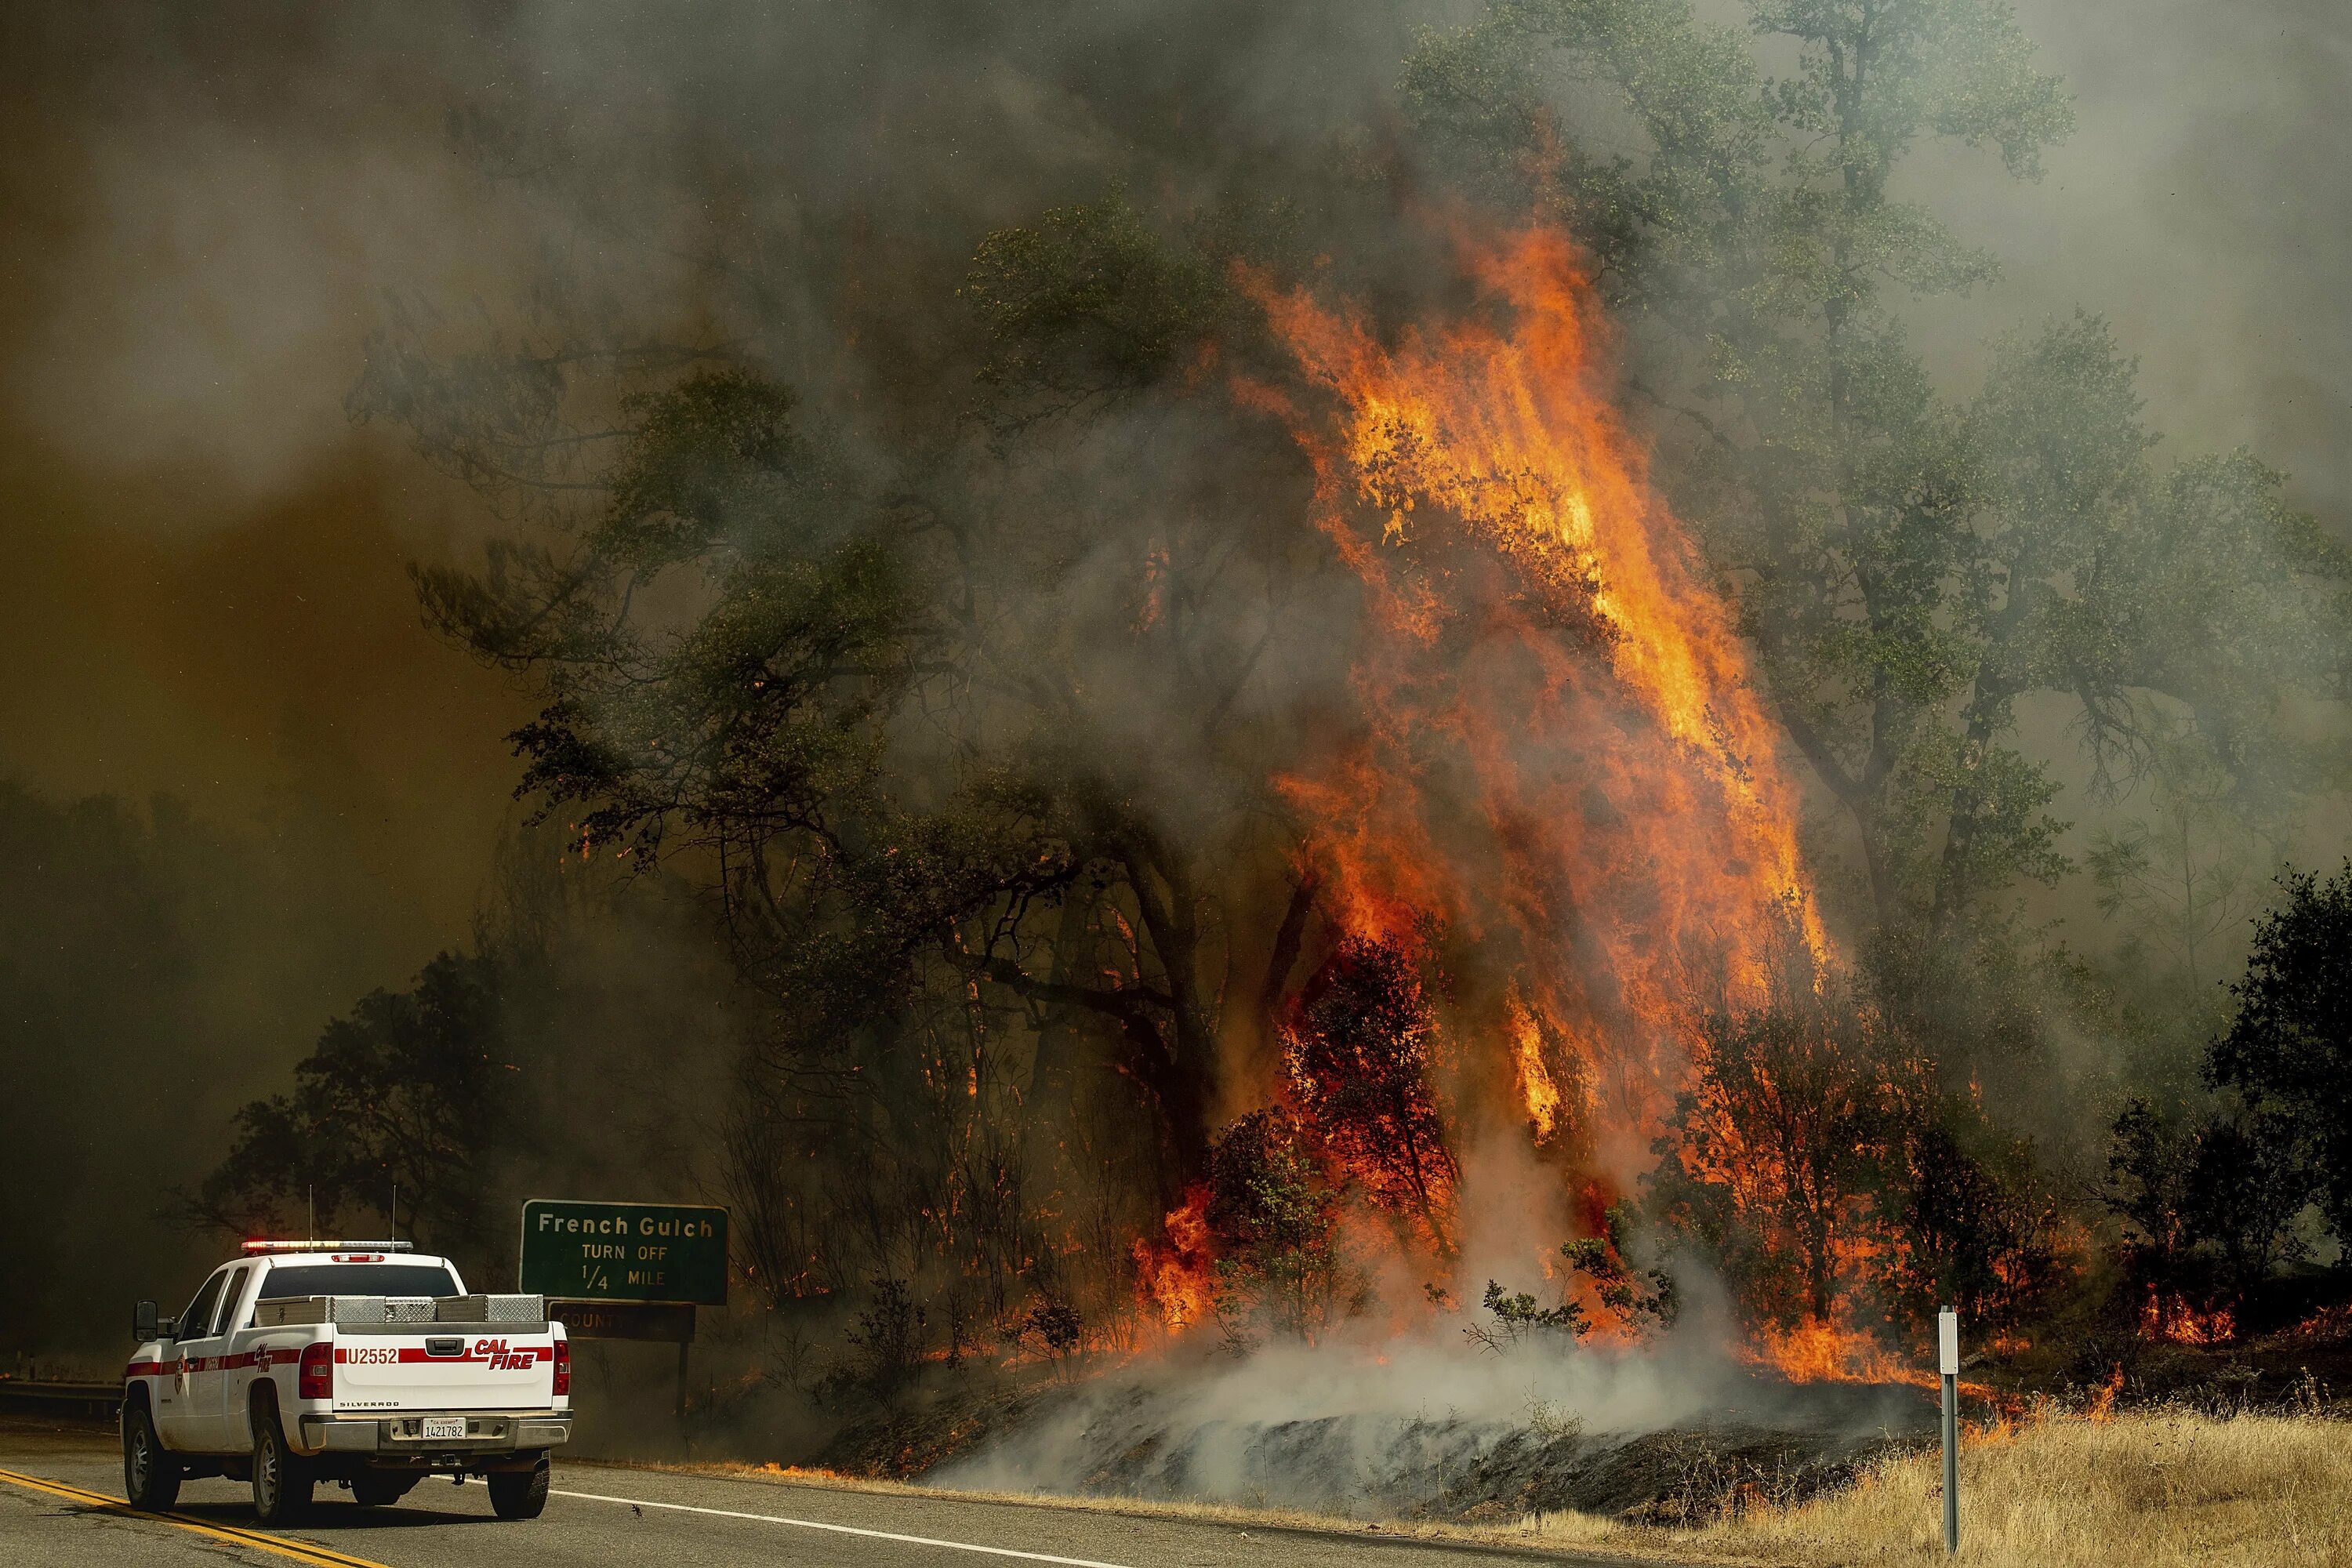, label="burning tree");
[2106,1099,2305,1341]
[1560,1203,1679,1332]
[1887,1116,2066,1334]
[1653,960,2065,1347]
[1650,975,1904,1331]
[1281,934,1459,1254]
